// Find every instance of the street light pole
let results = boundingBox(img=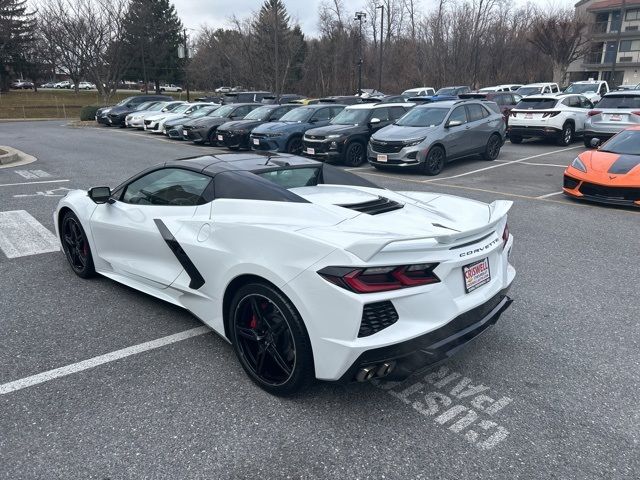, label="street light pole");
[183,29,190,101]
[354,11,366,95]
[376,4,384,92]
[274,4,279,103]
